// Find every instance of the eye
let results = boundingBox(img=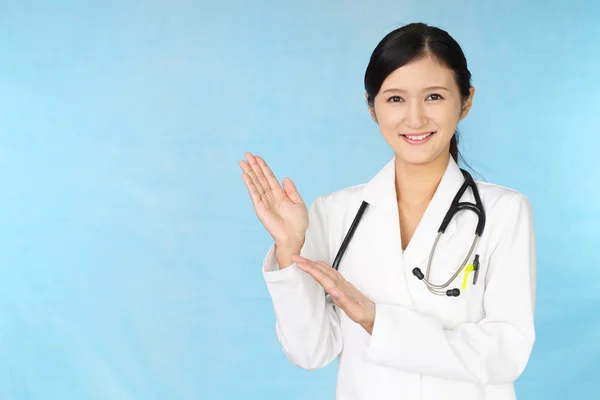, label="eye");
[426,93,443,101]
[387,96,404,103]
